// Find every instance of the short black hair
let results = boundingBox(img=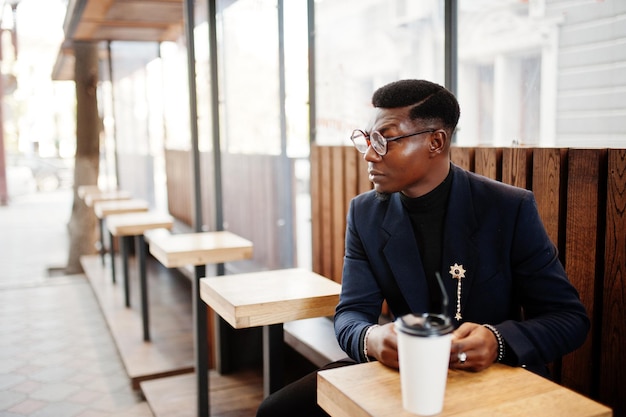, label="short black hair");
[371,79,460,131]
